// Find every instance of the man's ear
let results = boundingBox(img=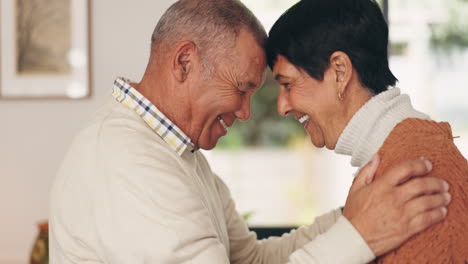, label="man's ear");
[329,51,353,96]
[172,41,199,82]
